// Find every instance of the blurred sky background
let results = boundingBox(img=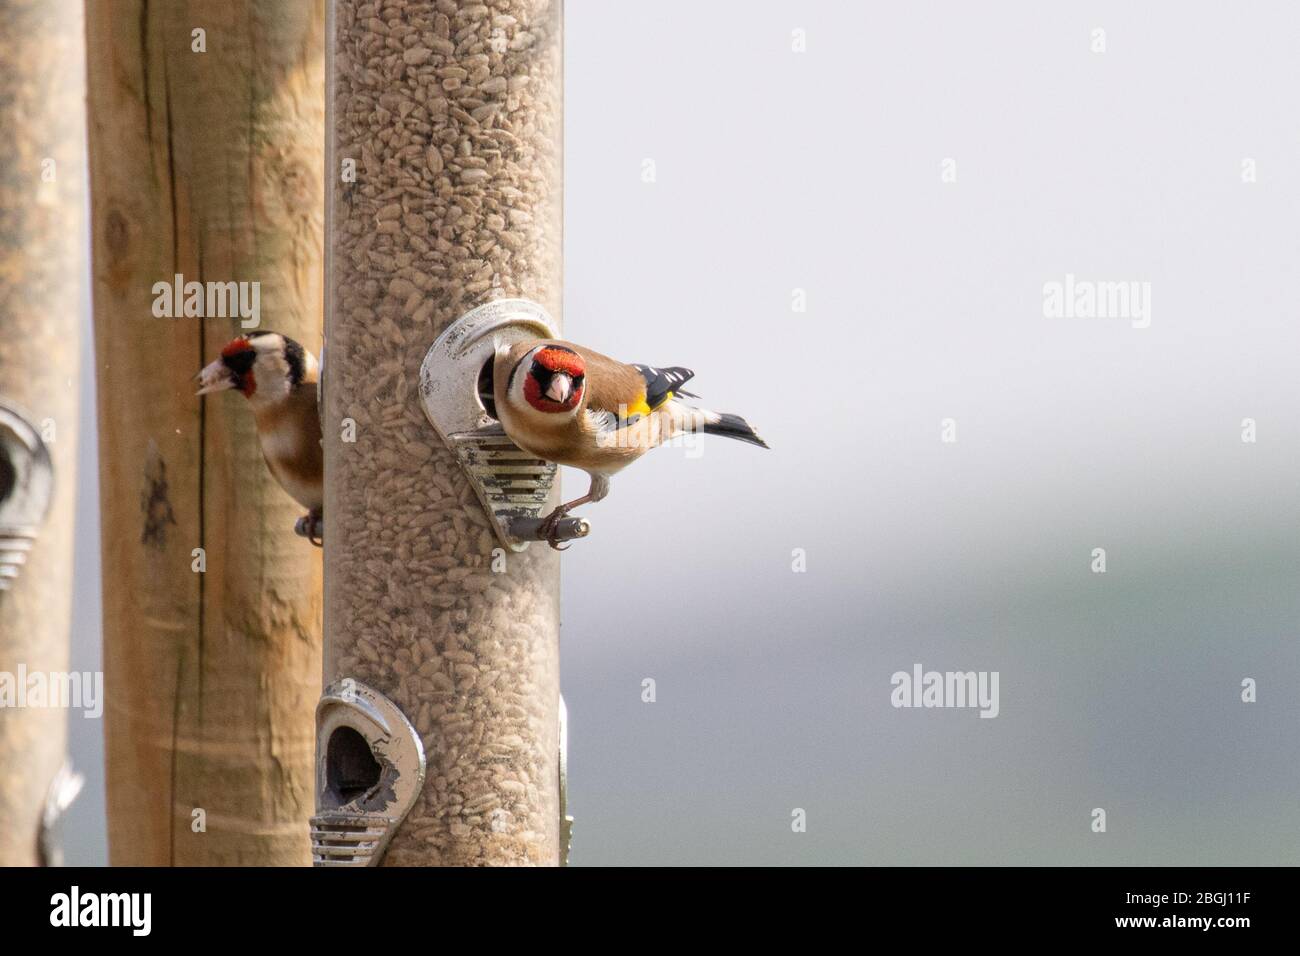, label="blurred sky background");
[64,0,1300,865]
